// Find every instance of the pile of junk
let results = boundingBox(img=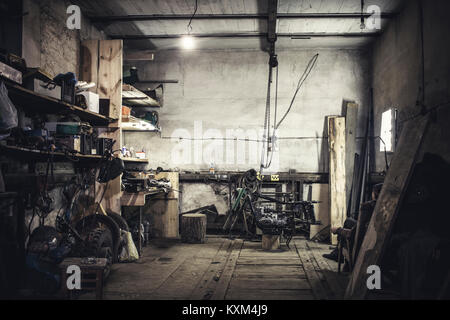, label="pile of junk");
[22,151,138,296]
